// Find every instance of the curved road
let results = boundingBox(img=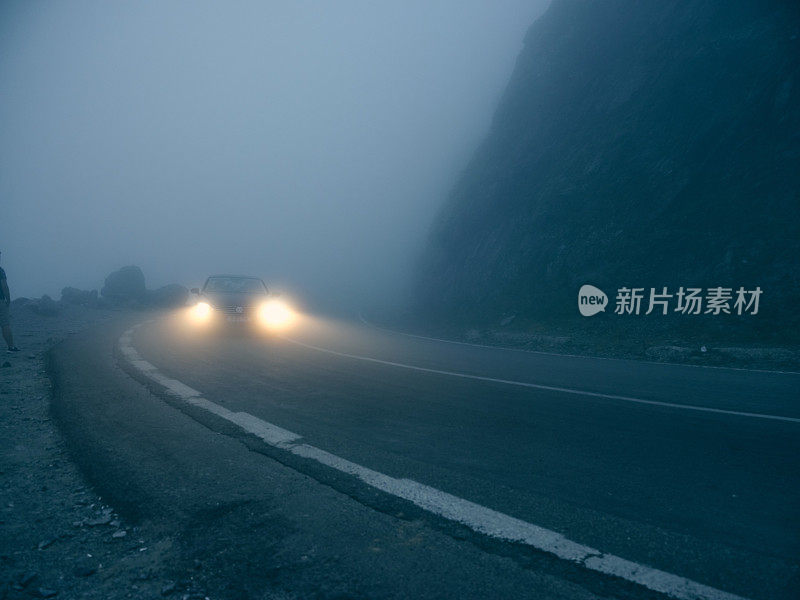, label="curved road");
[50,311,800,600]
